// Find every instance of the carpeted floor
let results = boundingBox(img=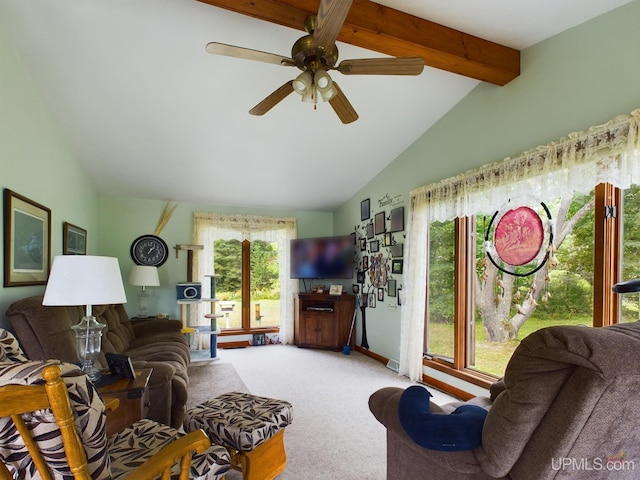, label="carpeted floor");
[186,345,456,479]
[186,361,248,409]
